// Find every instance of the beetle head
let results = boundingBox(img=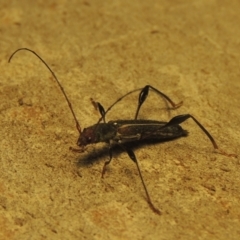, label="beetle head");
[77,126,98,147]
